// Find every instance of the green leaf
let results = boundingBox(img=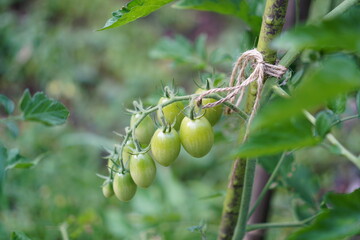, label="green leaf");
[4,120,19,138]
[258,153,295,184]
[236,116,320,158]
[259,153,319,208]
[173,0,261,32]
[289,188,360,240]
[272,6,360,51]
[286,164,319,207]
[5,149,43,170]
[327,94,347,114]
[11,231,32,240]
[252,56,360,130]
[100,0,174,30]
[149,35,207,69]
[315,110,337,138]
[0,94,15,114]
[19,89,69,126]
